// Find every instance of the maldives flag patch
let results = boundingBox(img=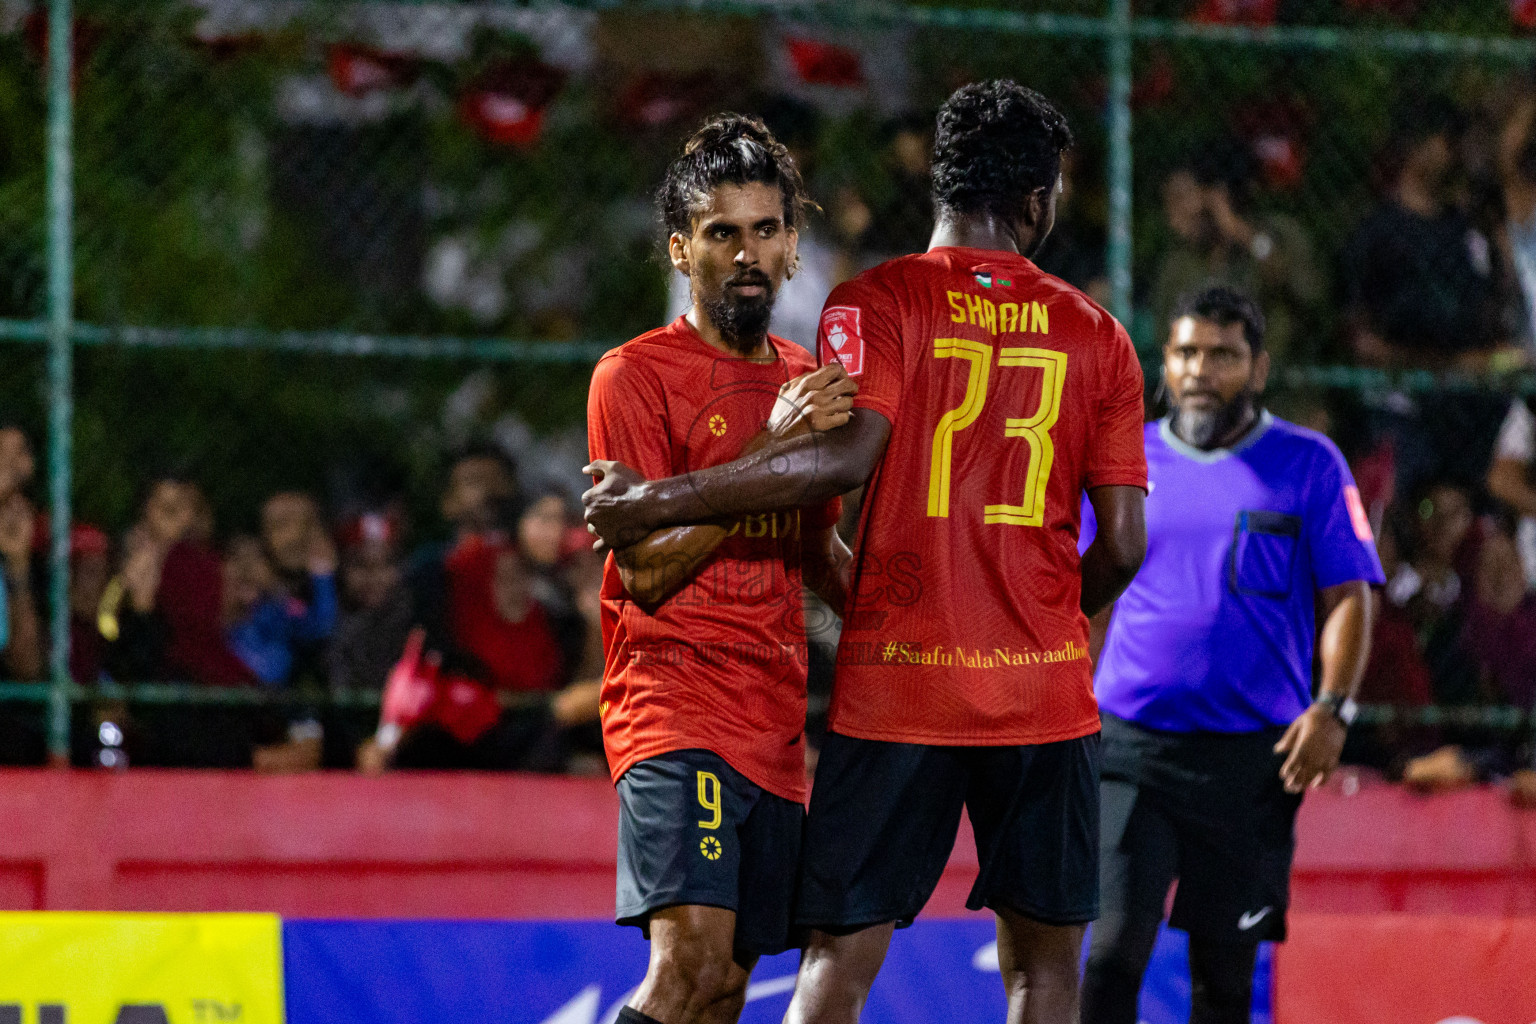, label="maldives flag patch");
[820,305,864,375]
